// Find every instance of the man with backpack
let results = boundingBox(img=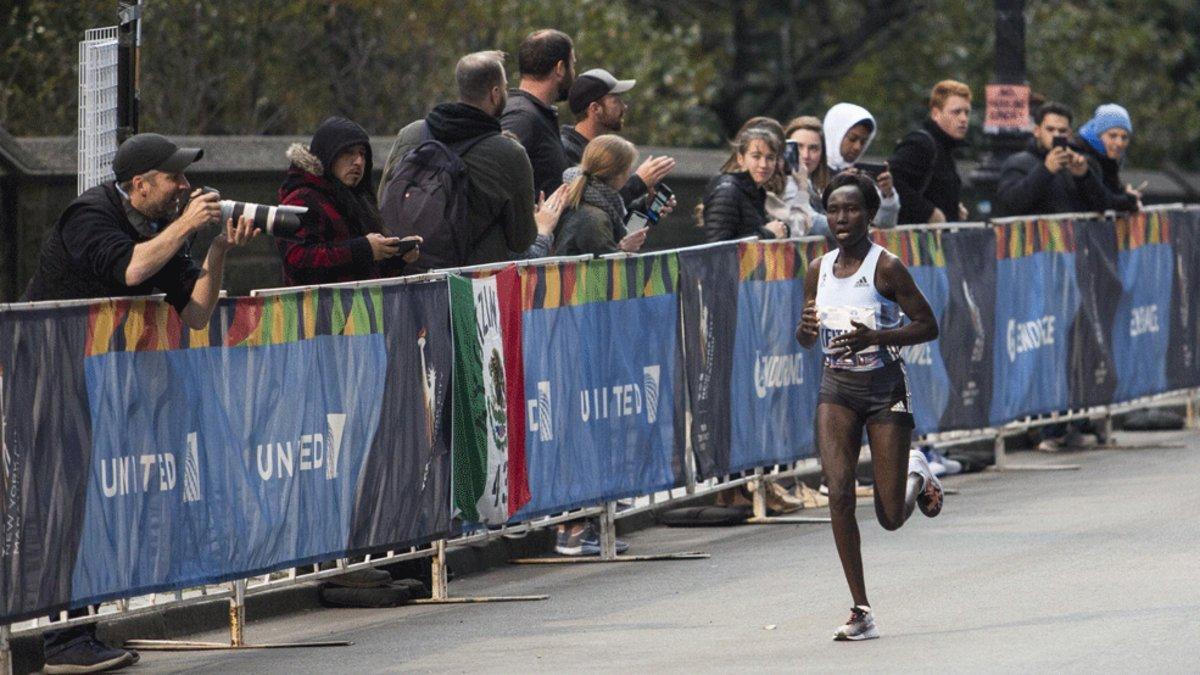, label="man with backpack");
[889,80,973,224]
[380,50,560,272]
